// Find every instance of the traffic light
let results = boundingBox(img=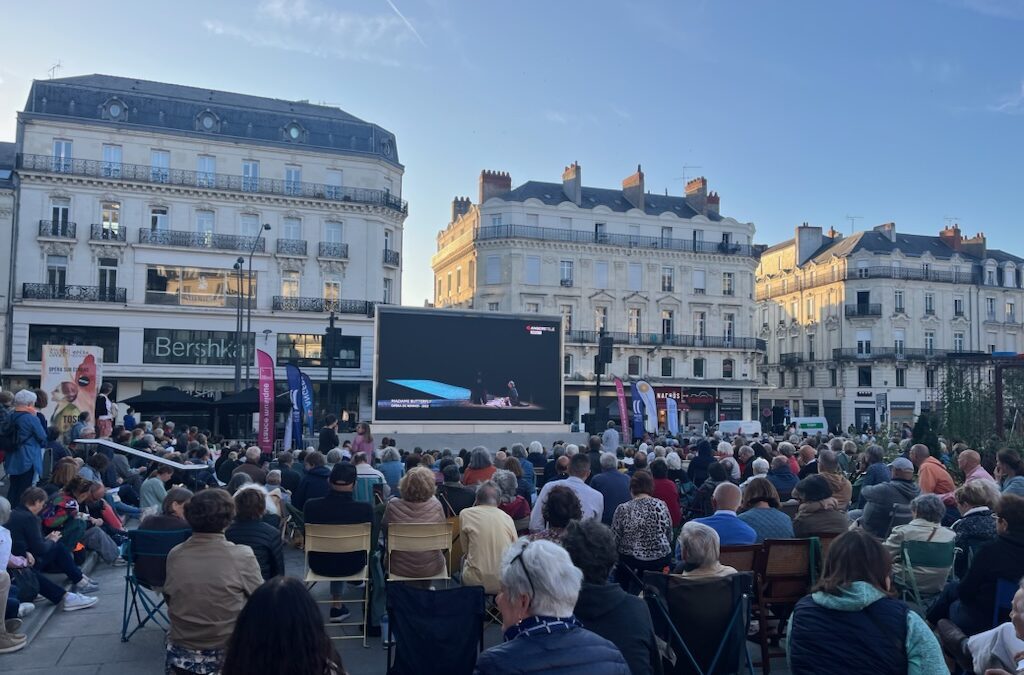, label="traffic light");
[323,327,342,358]
[594,355,605,375]
[598,335,614,364]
